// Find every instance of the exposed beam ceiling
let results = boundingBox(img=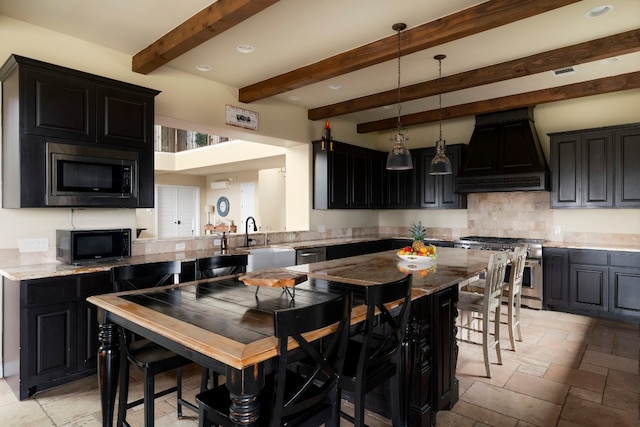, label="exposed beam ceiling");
[309,30,640,121]
[238,0,580,103]
[357,72,640,133]
[132,0,279,75]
